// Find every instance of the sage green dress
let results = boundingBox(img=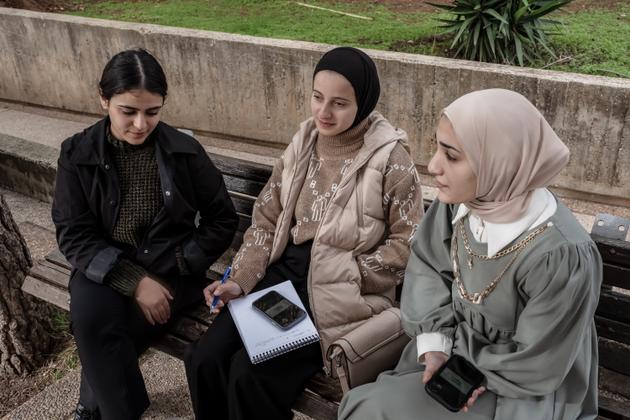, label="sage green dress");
[338,199,602,420]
